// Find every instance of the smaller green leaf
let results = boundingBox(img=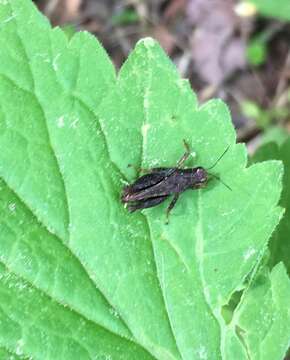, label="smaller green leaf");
[251,142,279,165]
[241,101,262,119]
[61,24,77,40]
[252,138,290,274]
[234,263,290,360]
[246,41,267,66]
[240,101,270,129]
[111,10,139,25]
[249,0,290,21]
[261,127,290,147]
